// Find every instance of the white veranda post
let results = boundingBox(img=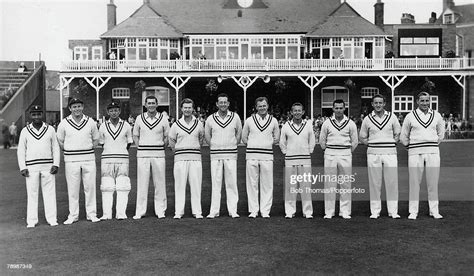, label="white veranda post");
[298,75,326,121]
[451,75,466,120]
[59,76,75,119]
[231,76,261,119]
[84,76,111,120]
[380,75,407,114]
[164,76,191,119]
